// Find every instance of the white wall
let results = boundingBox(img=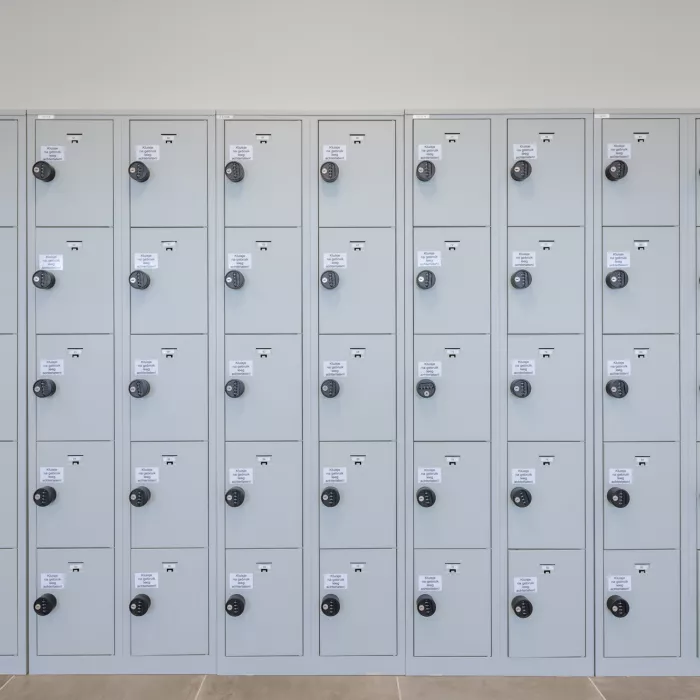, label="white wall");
[0,0,698,111]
